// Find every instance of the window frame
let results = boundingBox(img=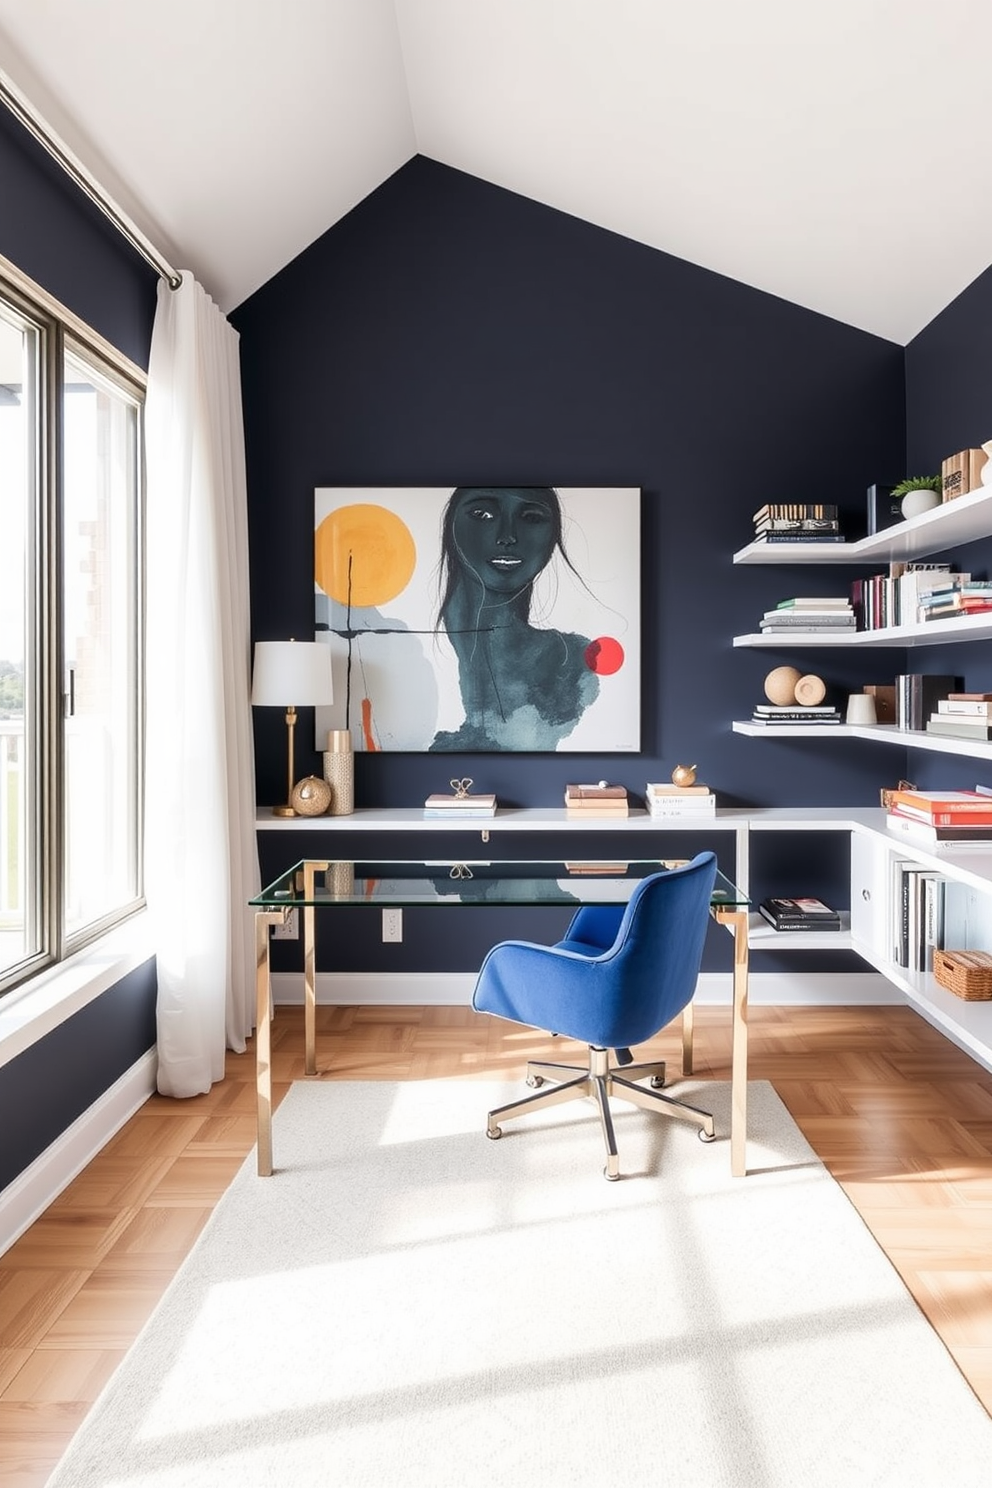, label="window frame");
[0,262,146,997]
